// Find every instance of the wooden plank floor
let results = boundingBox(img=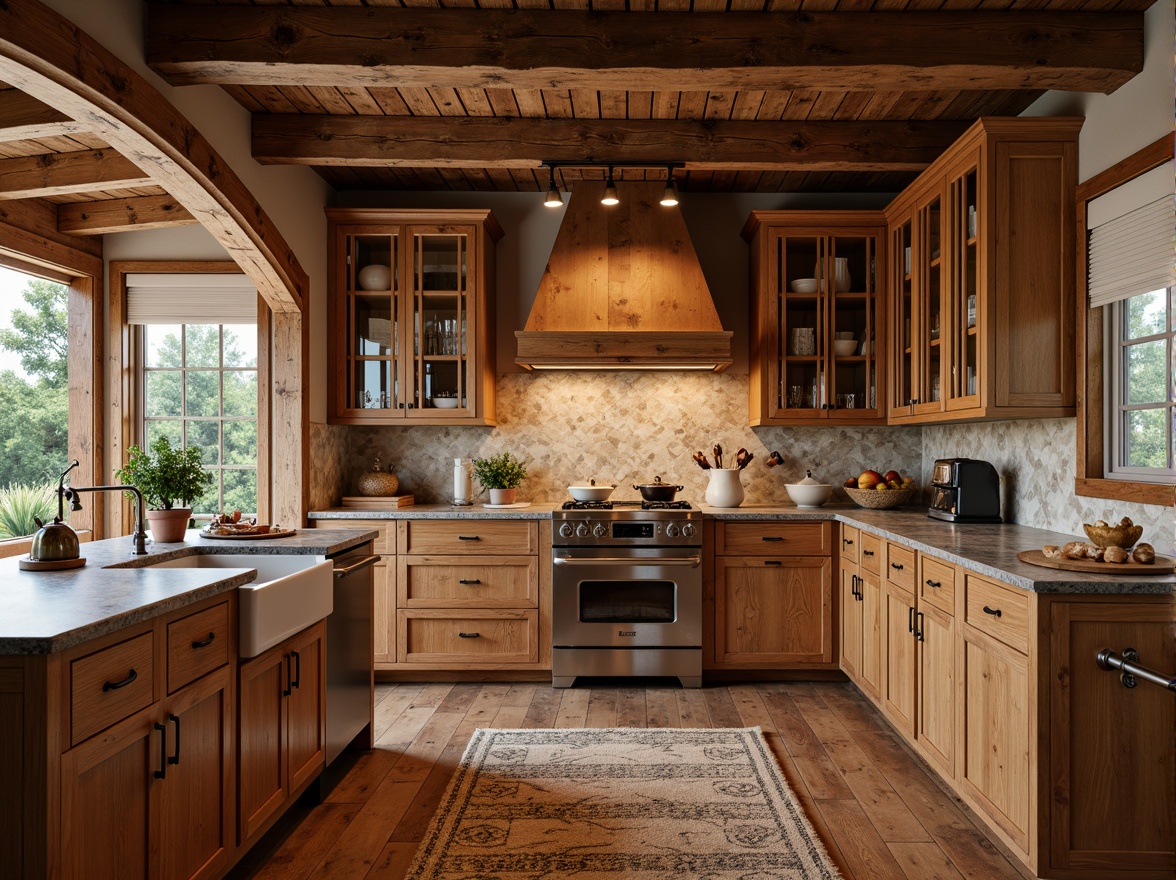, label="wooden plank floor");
[227,681,1028,880]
